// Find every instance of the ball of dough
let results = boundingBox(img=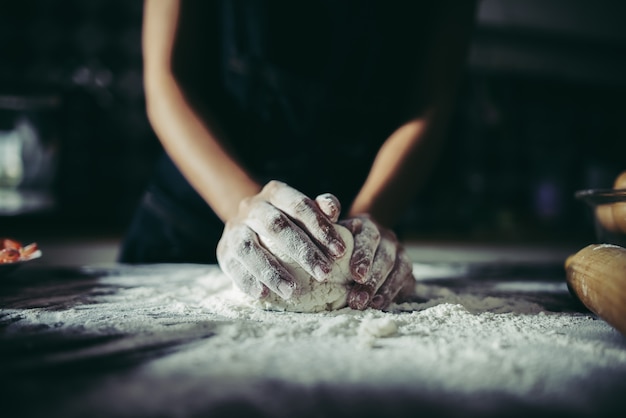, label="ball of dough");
[252,224,354,312]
